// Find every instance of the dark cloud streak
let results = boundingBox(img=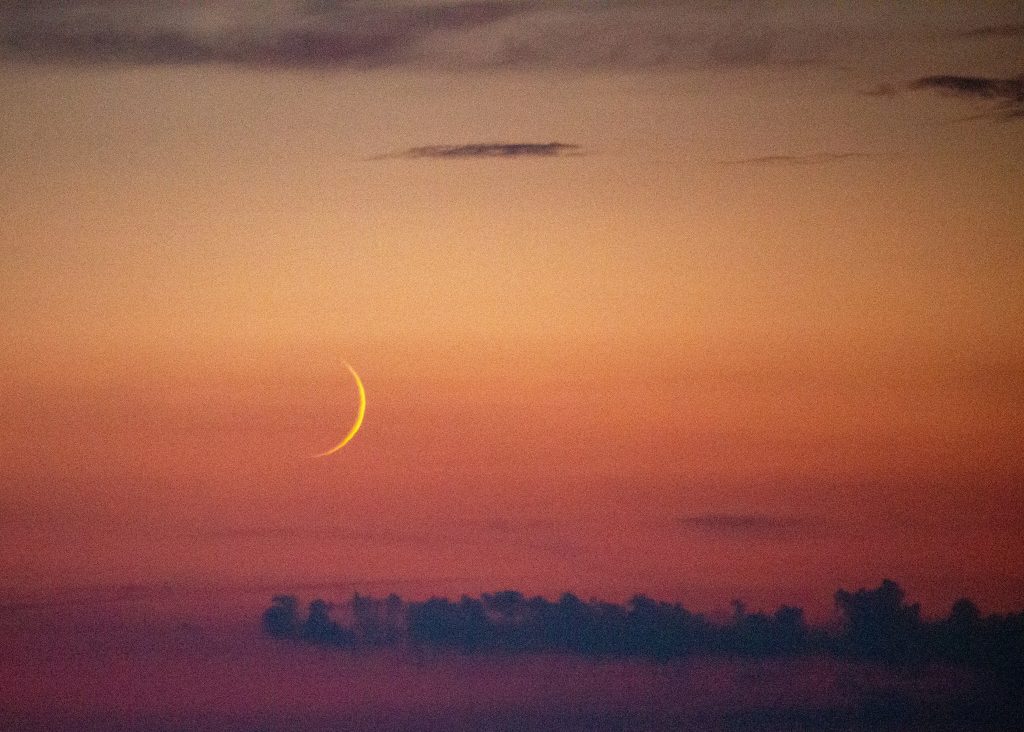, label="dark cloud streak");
[385,142,582,159]
[909,74,1024,119]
